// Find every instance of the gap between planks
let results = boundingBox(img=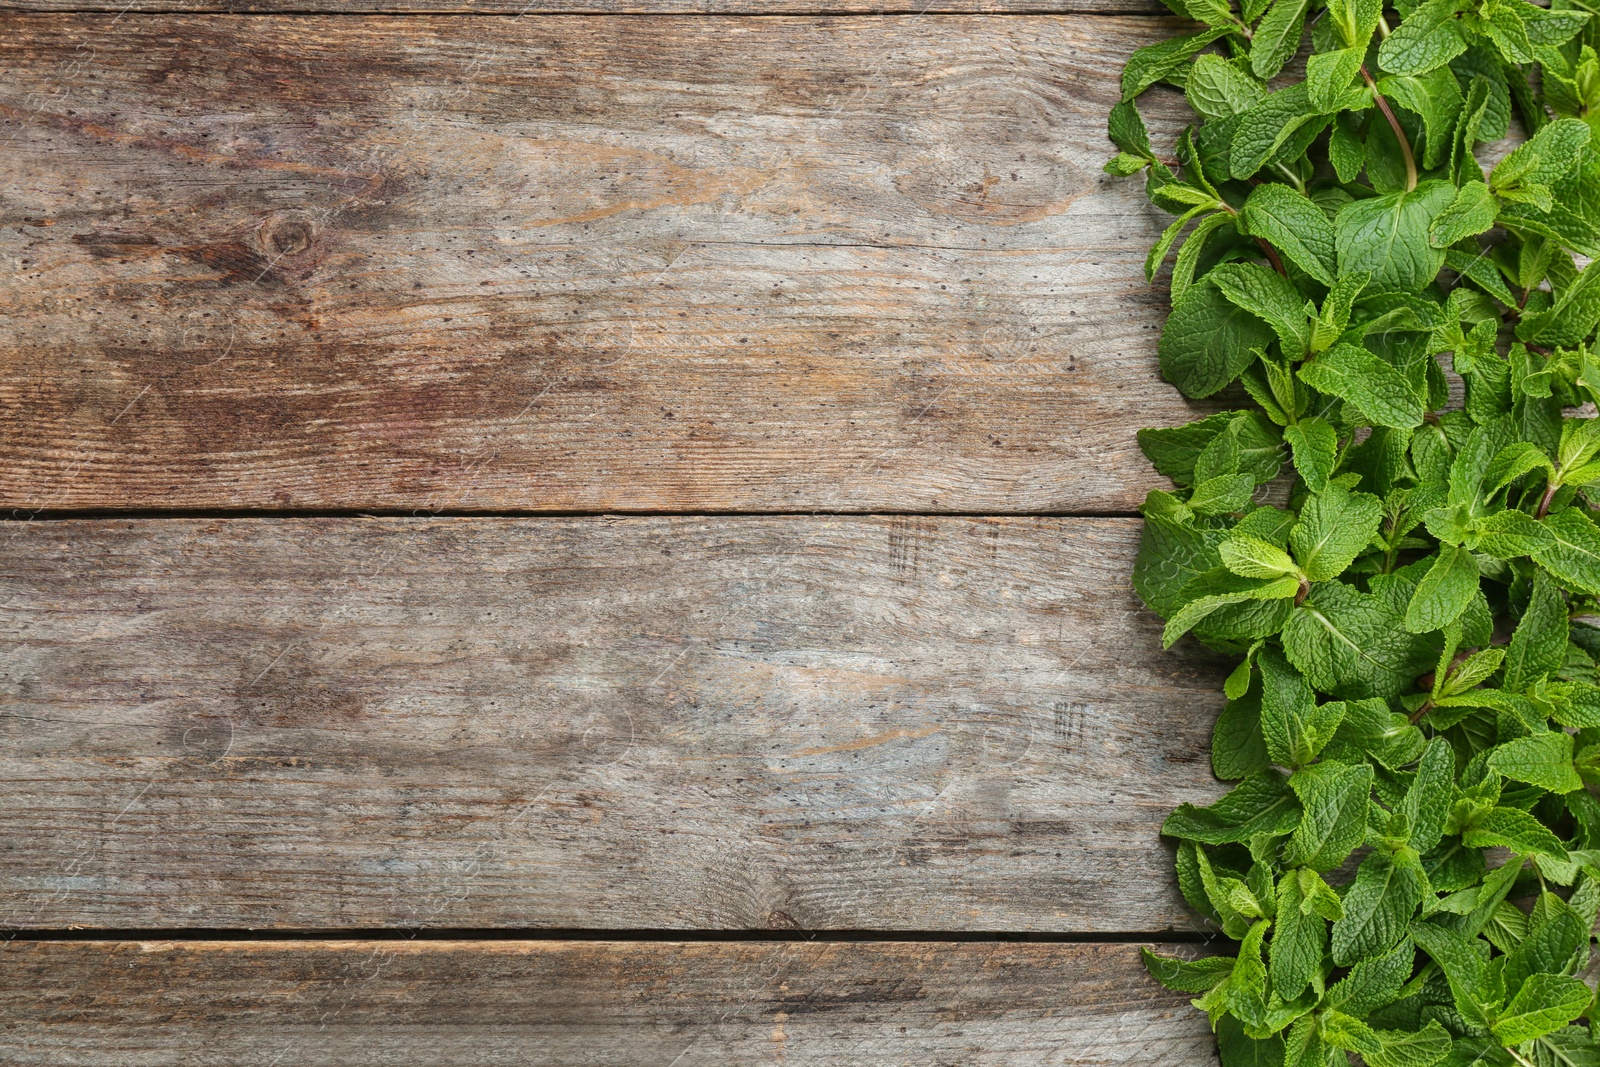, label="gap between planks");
[3,508,1149,521]
[4,928,1218,943]
[0,7,1175,15]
